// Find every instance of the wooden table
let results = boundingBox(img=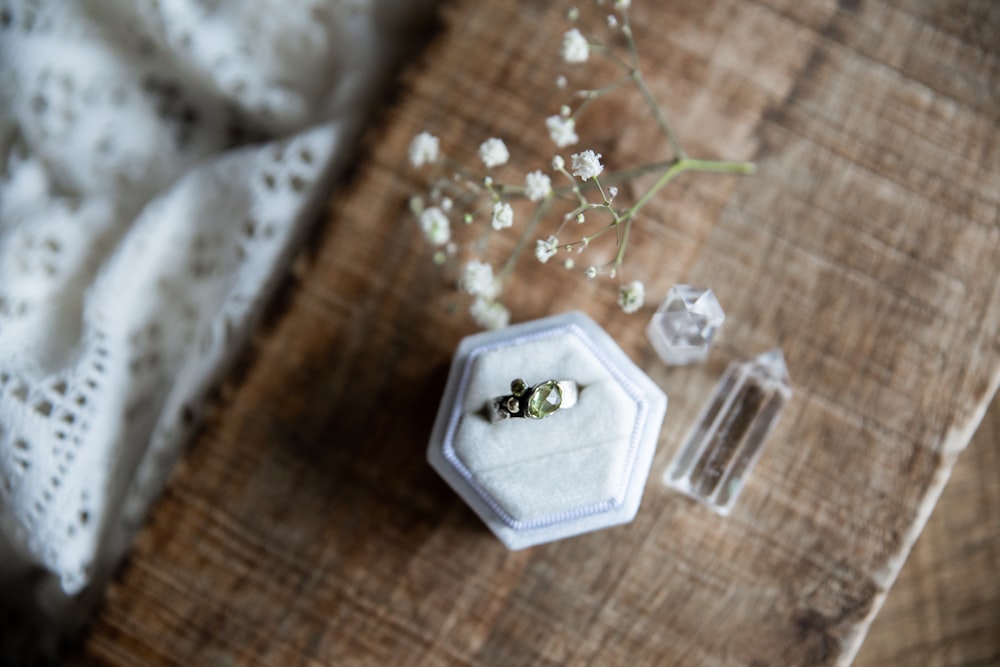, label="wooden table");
[856,391,1000,666]
[73,1,1000,665]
